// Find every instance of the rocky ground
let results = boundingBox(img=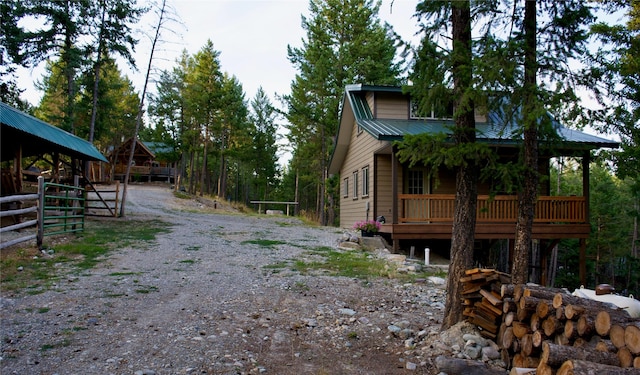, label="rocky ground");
[0,184,505,375]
